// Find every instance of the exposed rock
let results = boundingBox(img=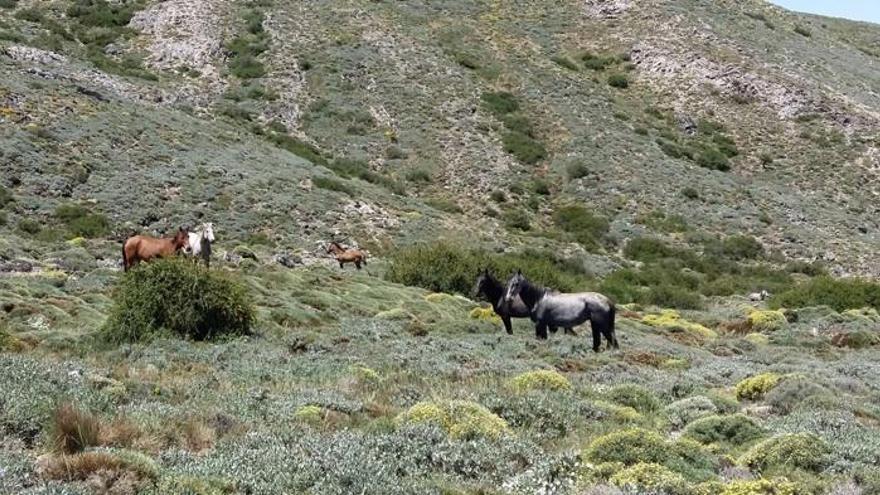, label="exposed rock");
[583,0,632,19]
[274,252,302,268]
